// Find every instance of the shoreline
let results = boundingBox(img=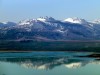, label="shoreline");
[7,40,100,42]
[0,50,96,53]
